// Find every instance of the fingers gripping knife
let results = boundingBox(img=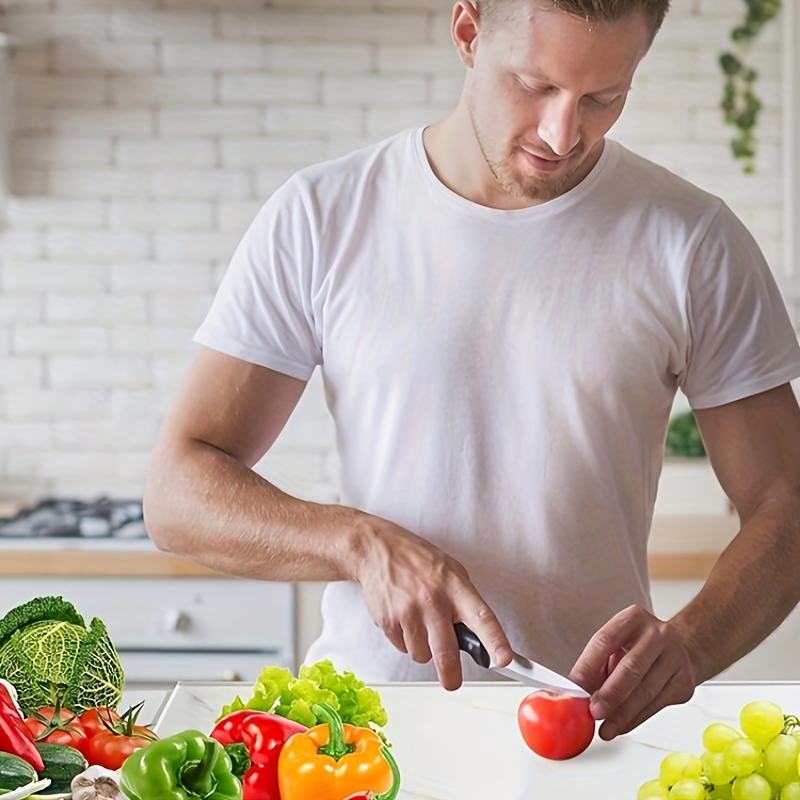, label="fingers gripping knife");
[454,623,589,698]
